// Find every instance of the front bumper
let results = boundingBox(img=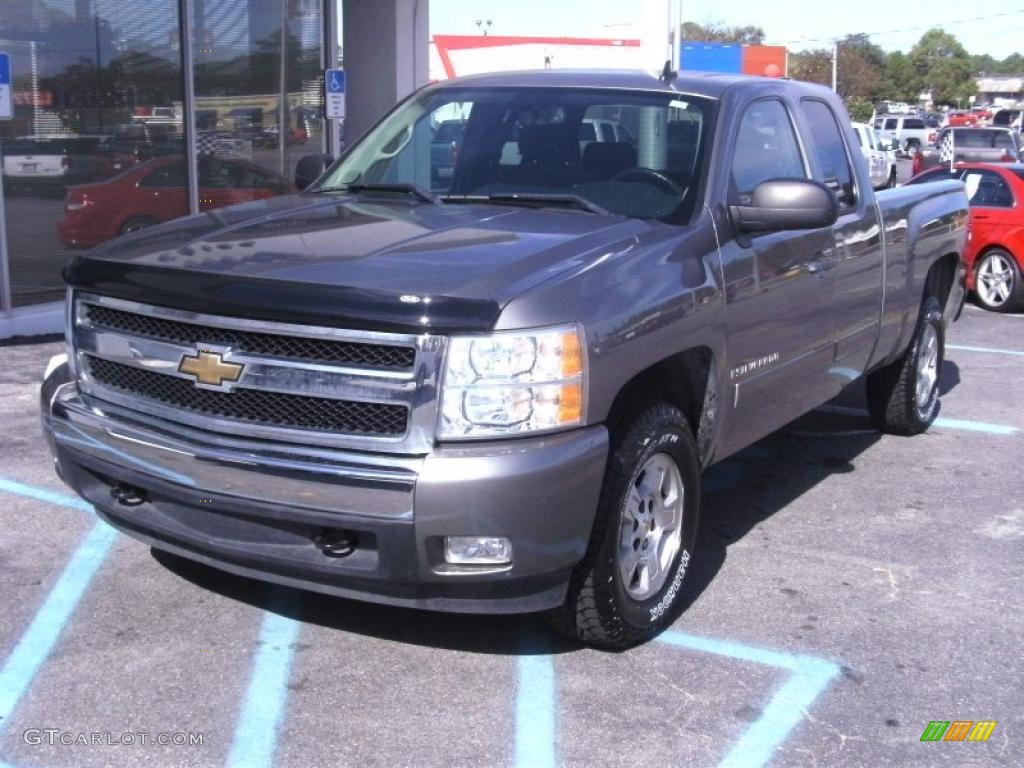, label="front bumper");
[41,361,608,613]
